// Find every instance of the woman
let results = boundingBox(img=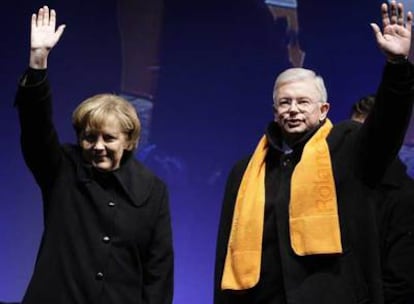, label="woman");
[15,6,173,304]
